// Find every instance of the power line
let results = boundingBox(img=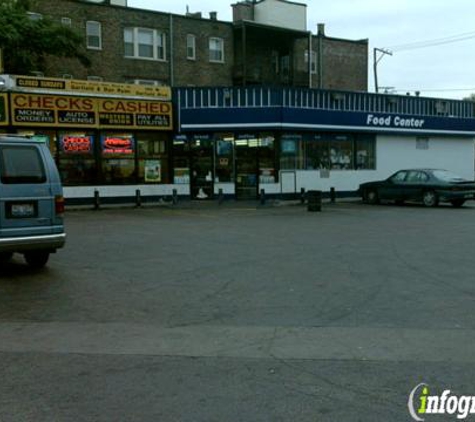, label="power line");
[385,30,475,52]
